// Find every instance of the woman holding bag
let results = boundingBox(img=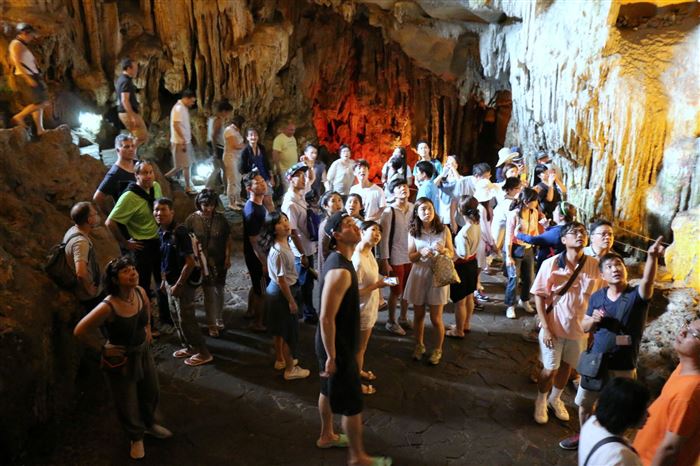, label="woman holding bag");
[74,256,171,460]
[404,197,454,365]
